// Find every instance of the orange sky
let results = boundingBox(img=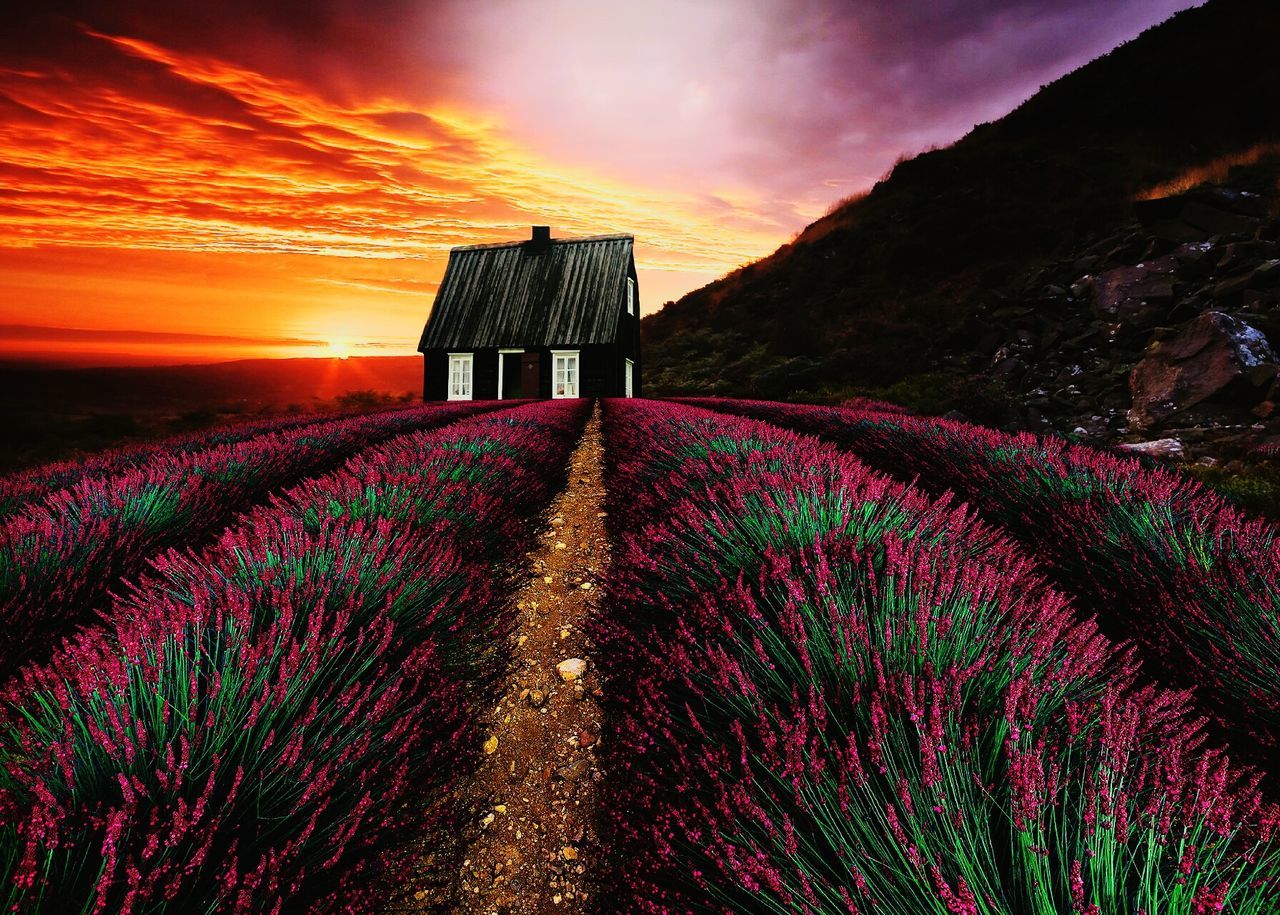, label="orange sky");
[0,2,1196,366]
[0,26,803,364]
